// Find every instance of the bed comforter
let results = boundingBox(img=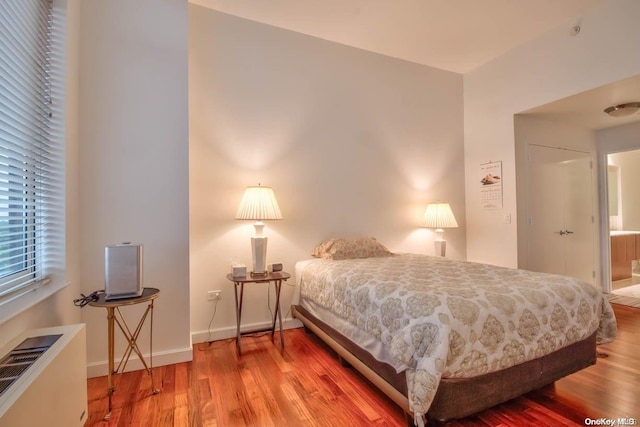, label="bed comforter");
[296,253,617,425]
